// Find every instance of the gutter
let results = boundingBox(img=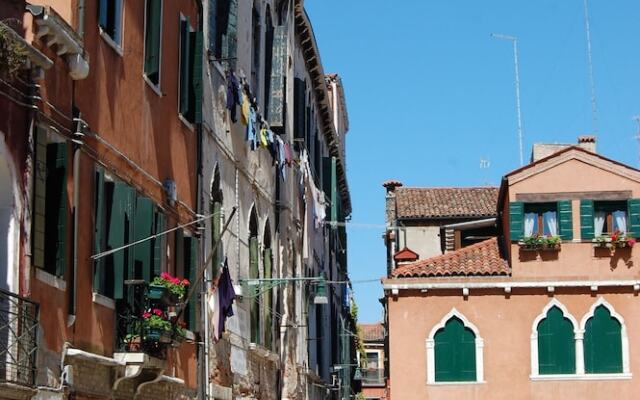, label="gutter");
[442,218,496,229]
[382,278,640,292]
